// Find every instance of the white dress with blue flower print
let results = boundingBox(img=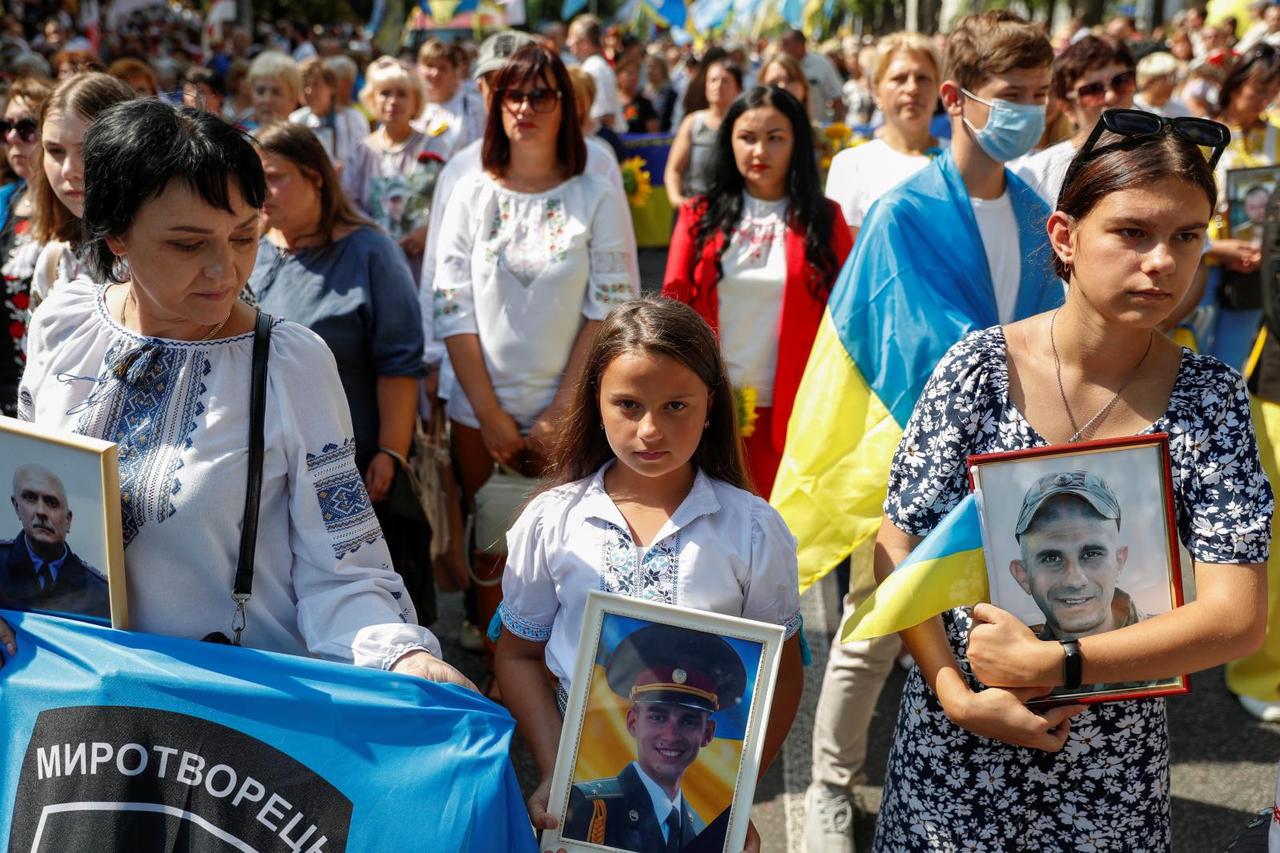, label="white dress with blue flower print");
[874,327,1272,851]
[18,278,441,669]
